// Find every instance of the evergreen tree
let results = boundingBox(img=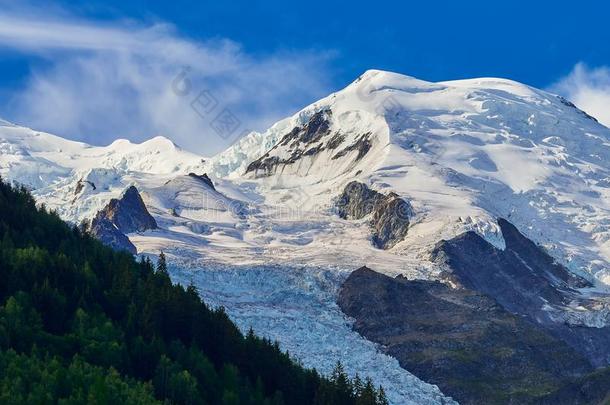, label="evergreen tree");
[376,385,389,405]
[353,373,363,398]
[358,377,377,405]
[331,361,353,405]
[157,251,168,275]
